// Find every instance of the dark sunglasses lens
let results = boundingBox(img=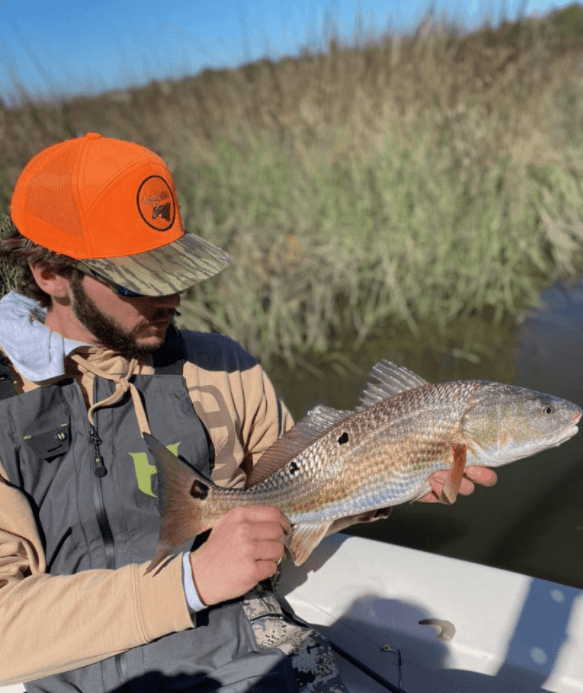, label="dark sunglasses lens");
[116,284,144,298]
[77,263,145,298]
